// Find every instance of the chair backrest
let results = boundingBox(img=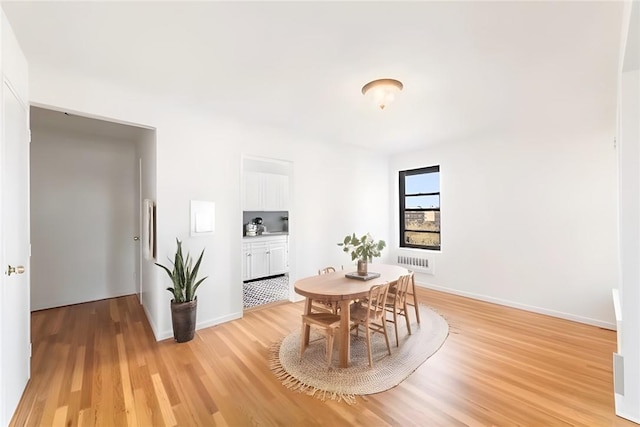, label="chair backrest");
[394,273,412,306]
[318,266,336,275]
[365,283,390,321]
